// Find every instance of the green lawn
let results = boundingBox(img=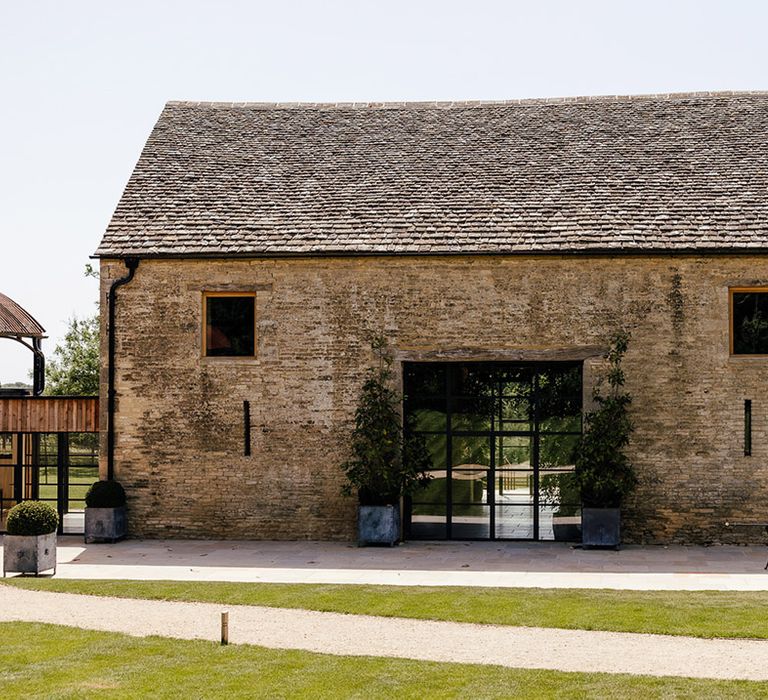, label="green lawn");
[7,578,768,639]
[1,622,765,699]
